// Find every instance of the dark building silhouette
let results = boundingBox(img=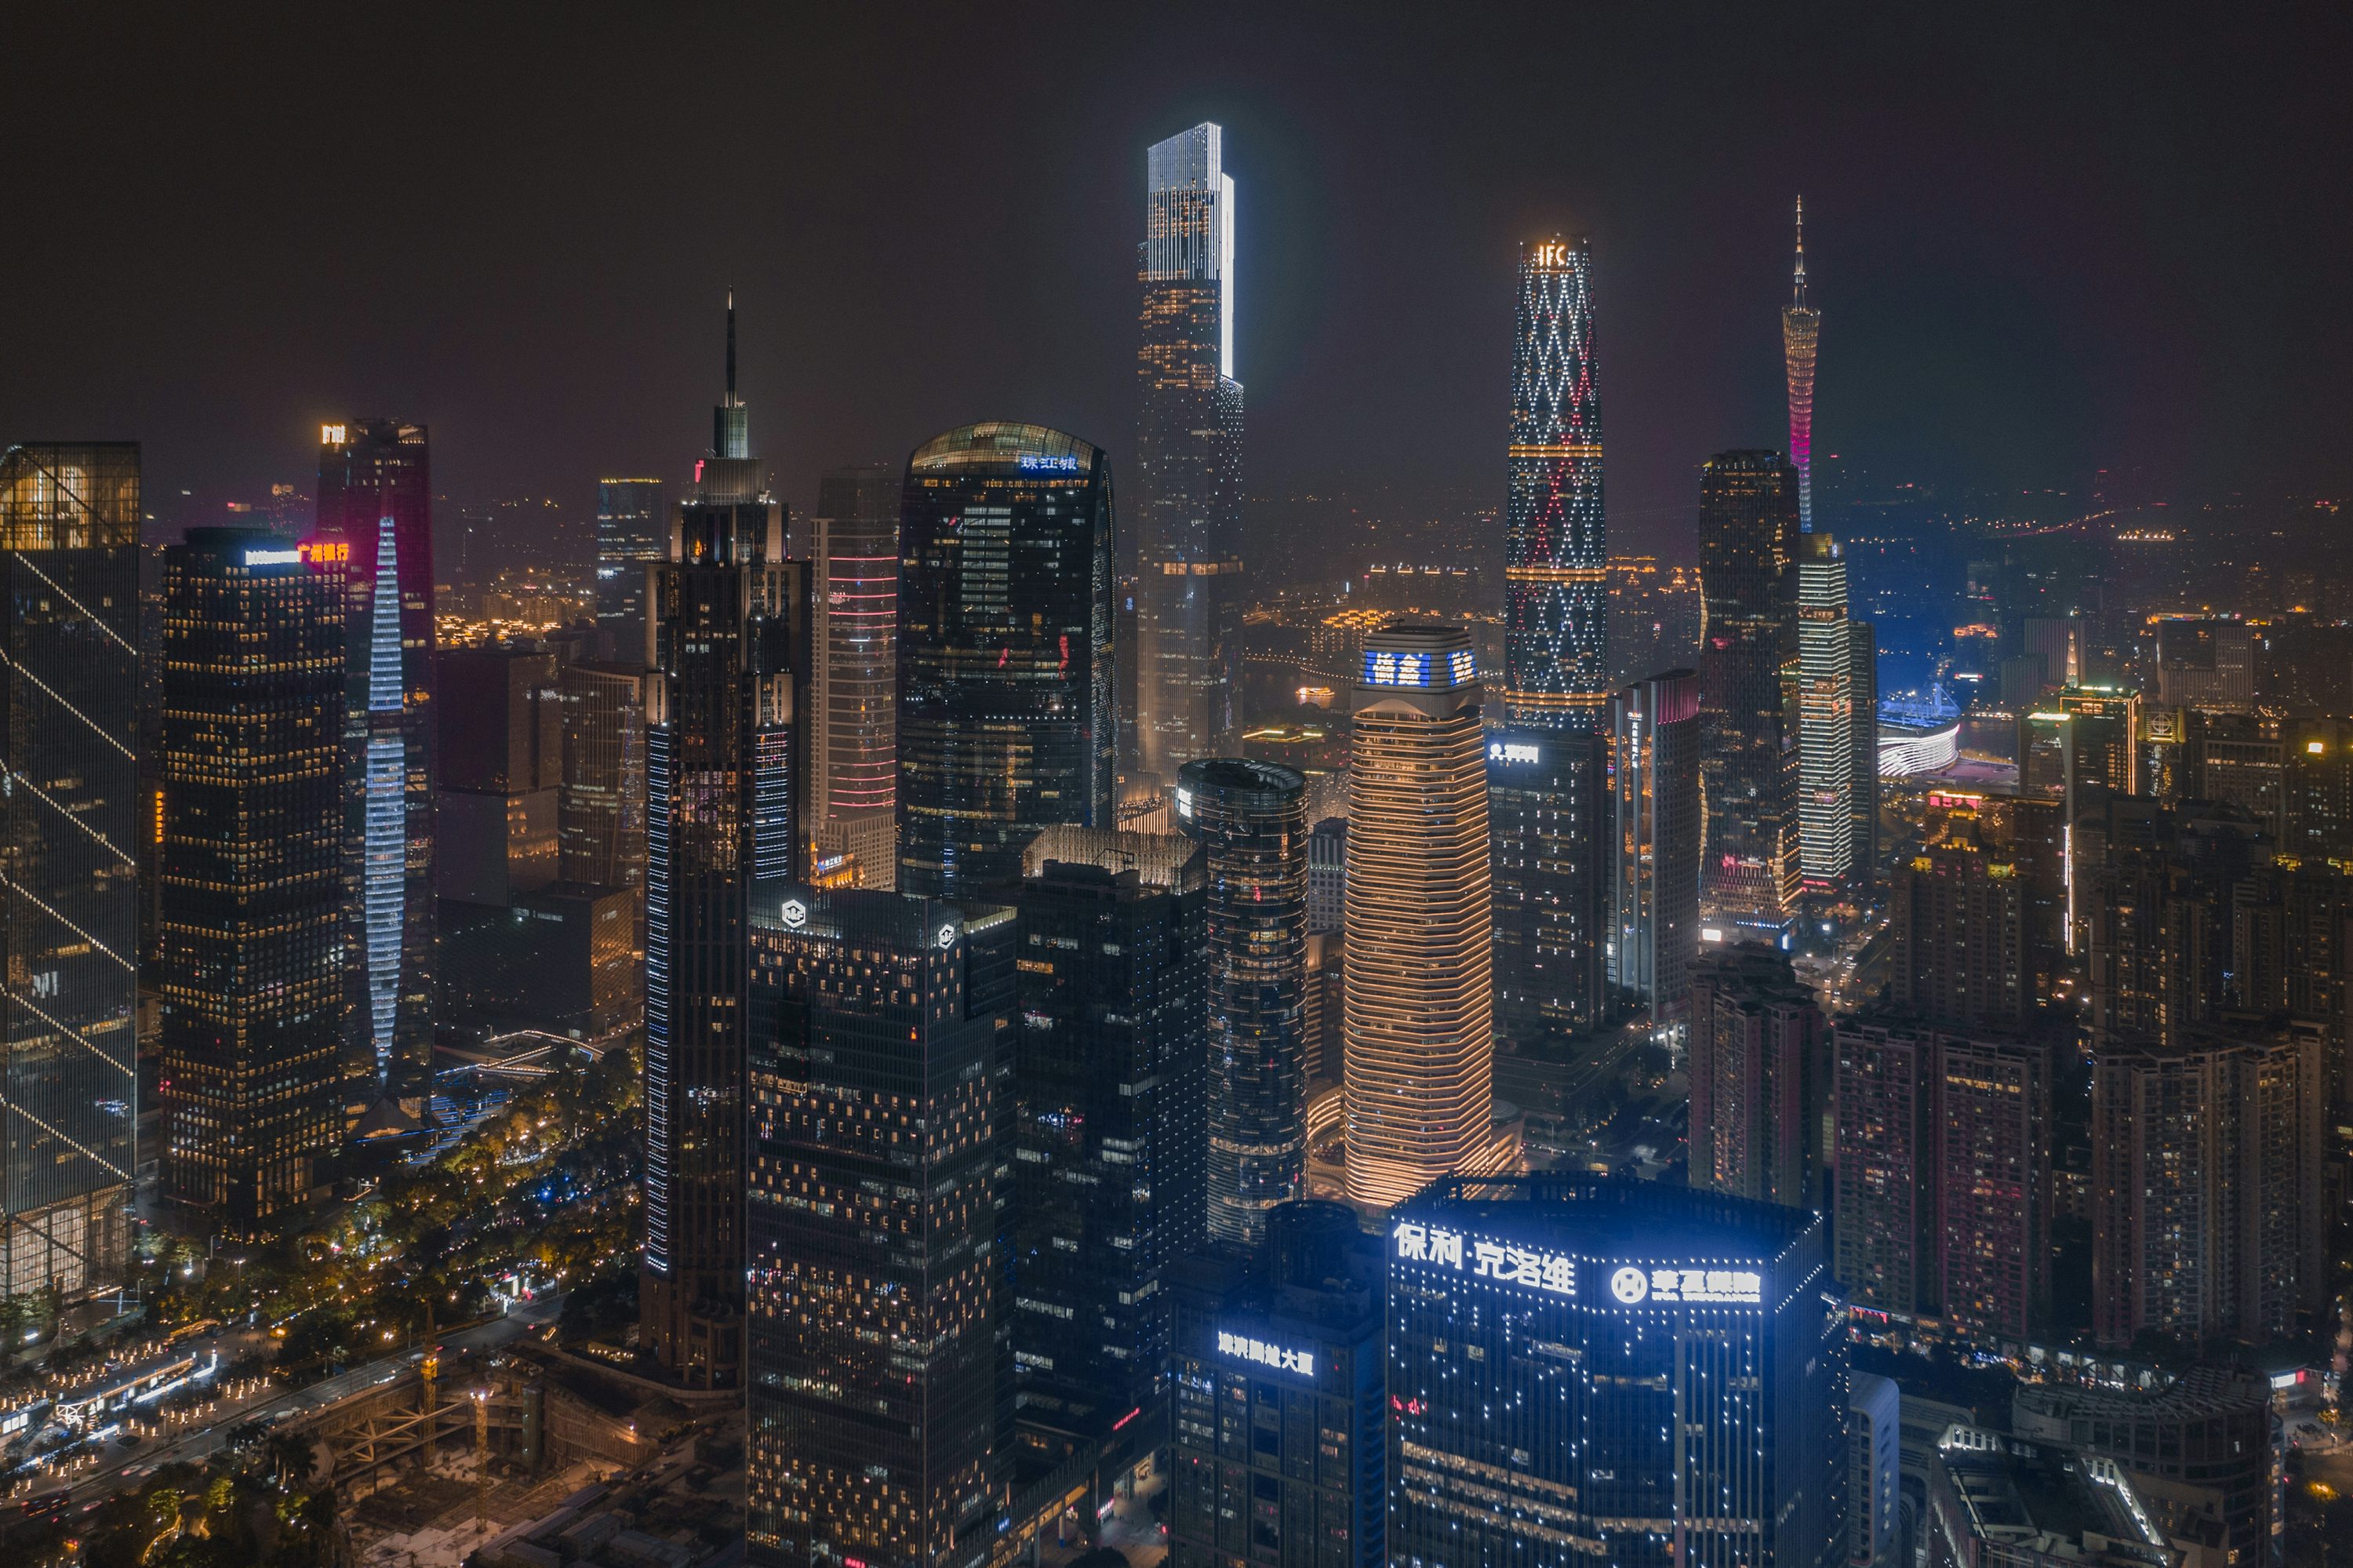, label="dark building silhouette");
[744,886,1014,1568]
[896,422,1115,897]
[1609,669,1703,1021]
[1697,450,1800,933]
[638,303,813,1388]
[158,529,345,1235]
[594,476,664,664]
[1686,945,1827,1209]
